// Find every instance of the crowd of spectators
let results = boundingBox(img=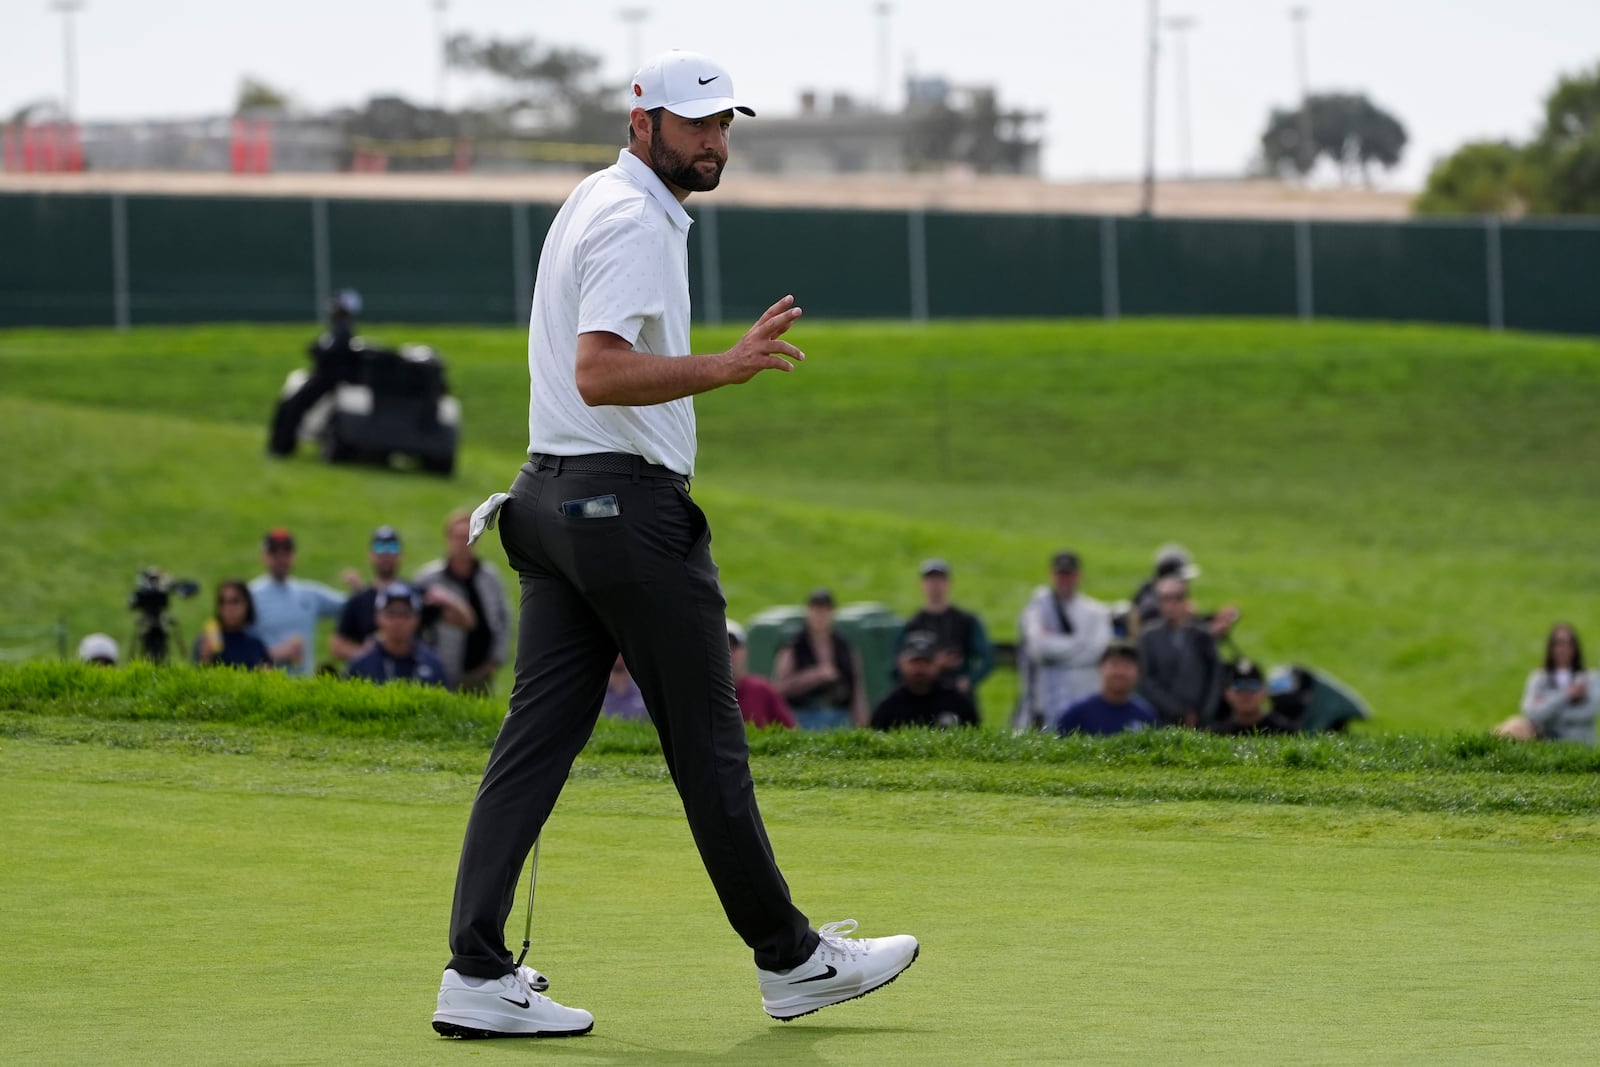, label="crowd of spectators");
[70,533,1596,746]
